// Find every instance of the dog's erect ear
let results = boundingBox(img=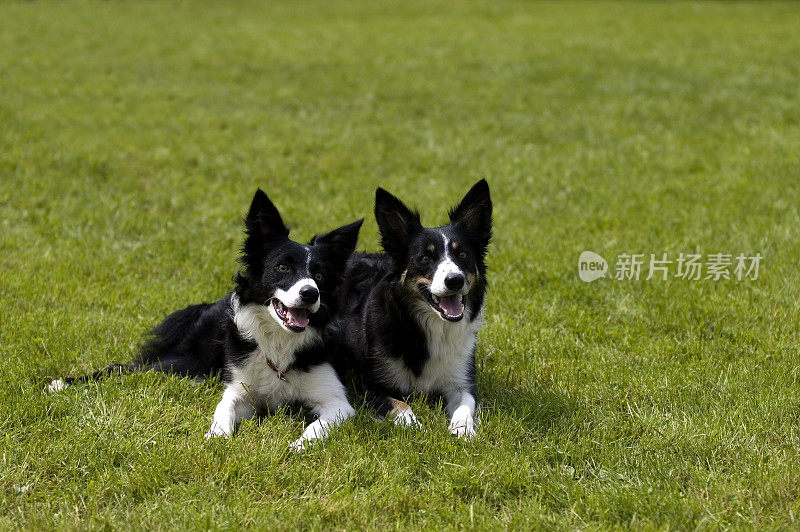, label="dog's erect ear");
[311,218,364,269]
[449,179,492,255]
[245,189,289,242]
[241,189,289,267]
[375,187,421,259]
